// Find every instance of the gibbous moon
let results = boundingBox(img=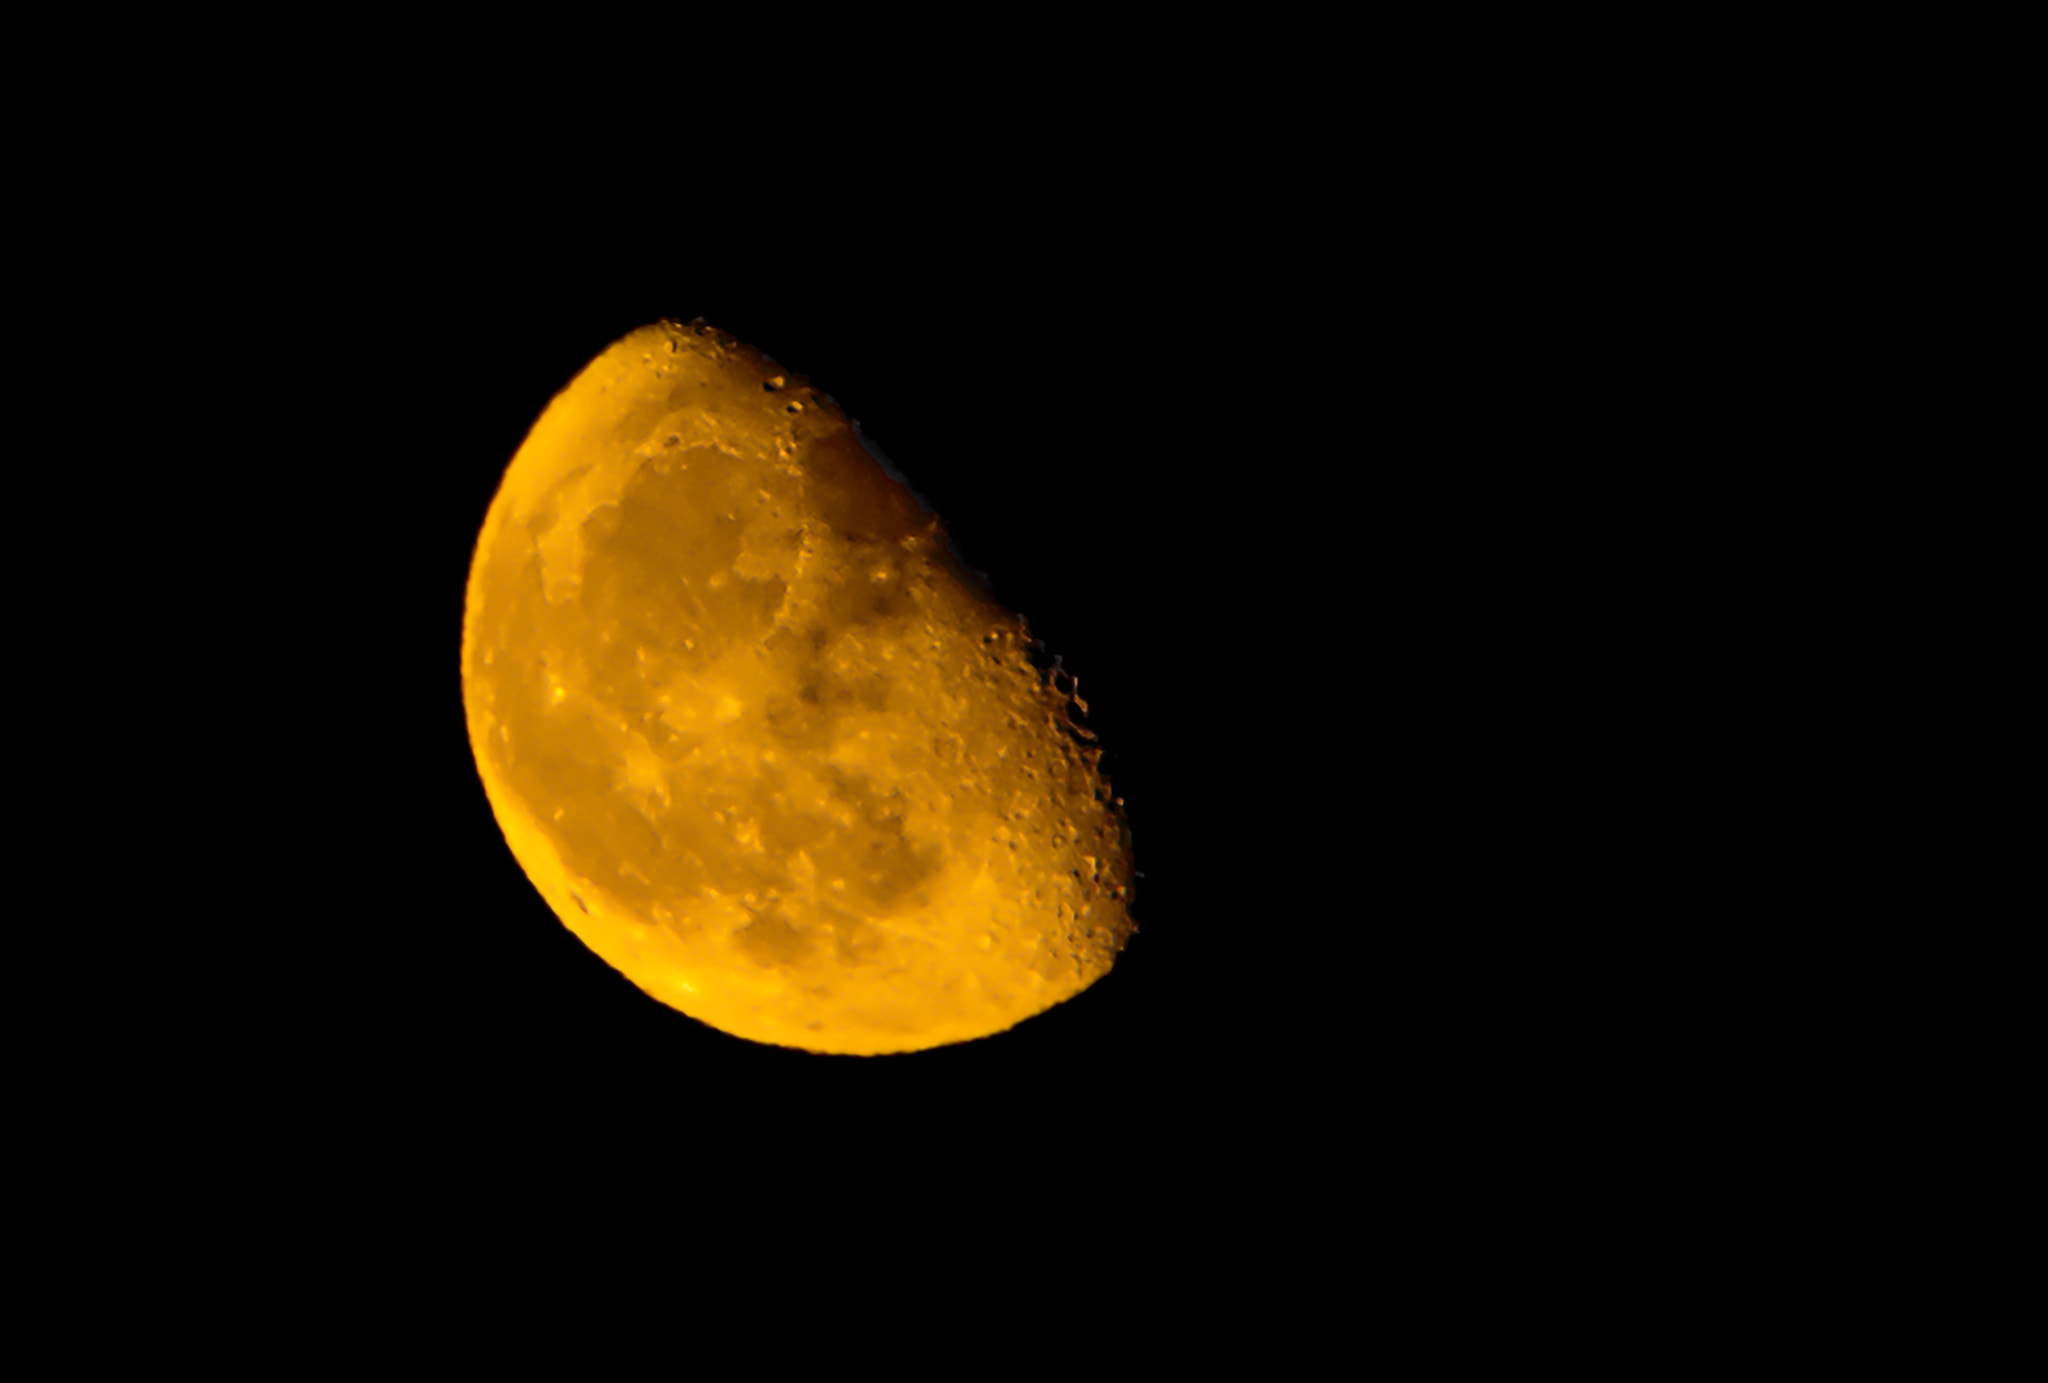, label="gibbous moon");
[461,319,1135,1054]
